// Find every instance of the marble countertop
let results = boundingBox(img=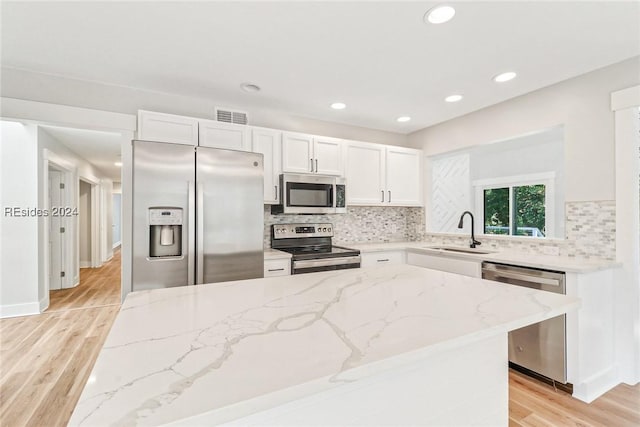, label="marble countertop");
[70,264,578,426]
[263,248,291,260]
[349,241,619,273]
